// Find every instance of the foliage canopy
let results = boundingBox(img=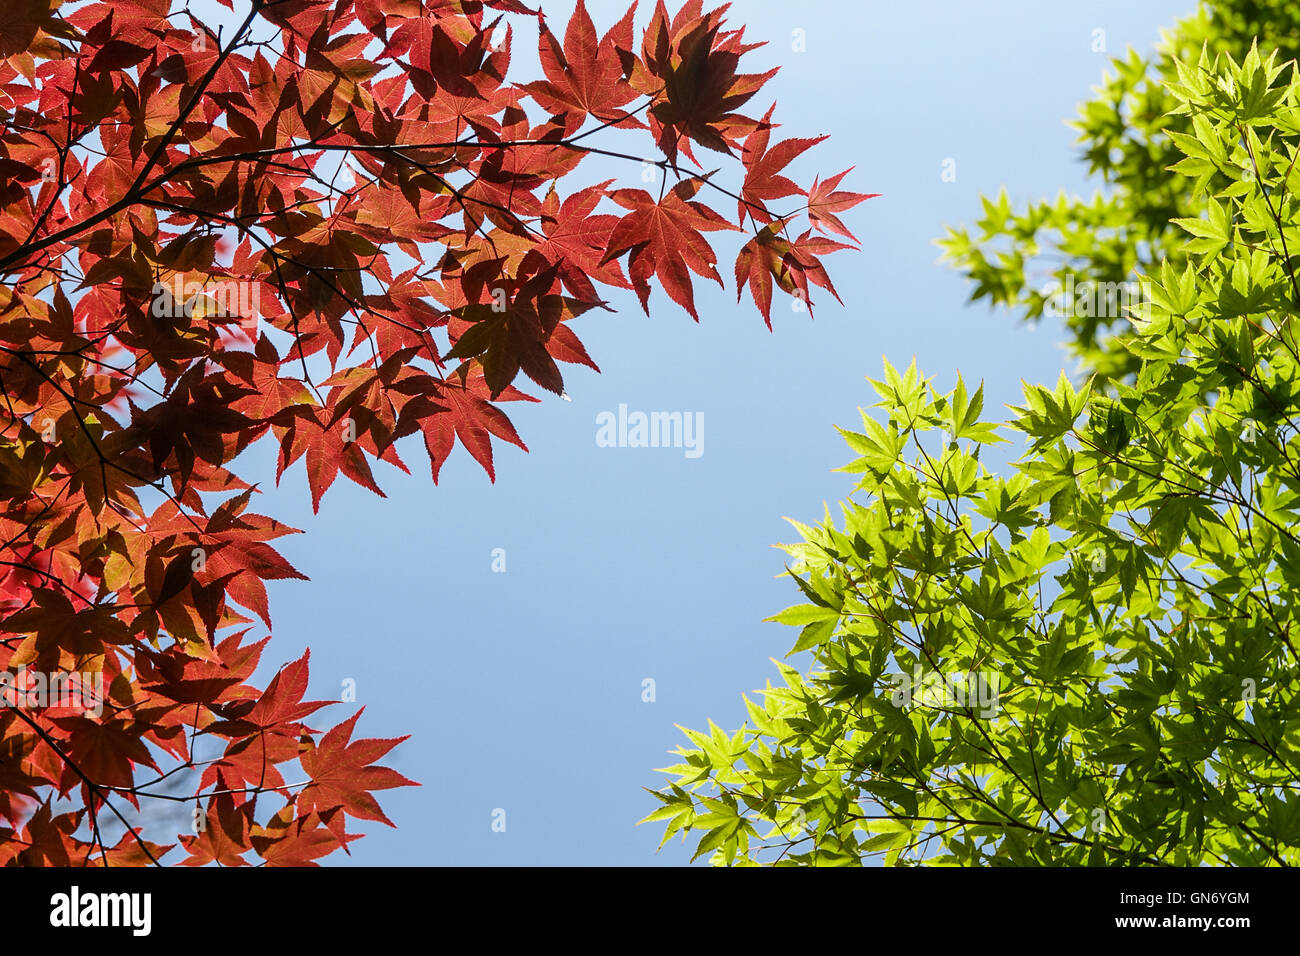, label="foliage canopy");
[651,16,1300,867]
